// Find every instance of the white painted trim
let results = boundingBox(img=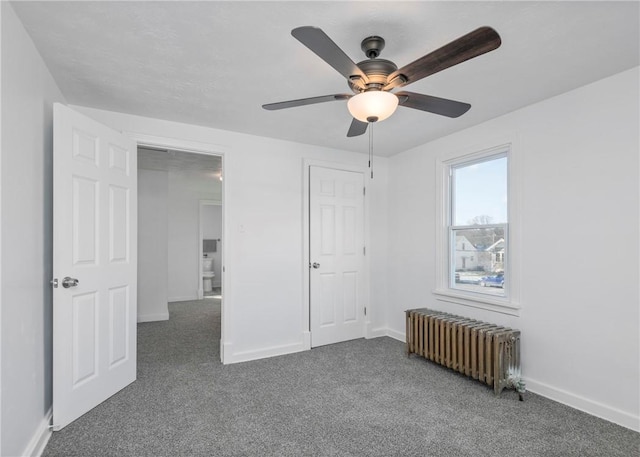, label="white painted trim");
[126,131,229,363]
[433,289,521,316]
[301,161,310,345]
[168,294,199,303]
[434,134,522,314]
[126,132,231,156]
[137,312,170,323]
[22,407,52,457]
[302,331,311,350]
[386,328,406,343]
[523,377,640,432]
[221,341,232,364]
[302,158,370,348]
[366,326,387,339]
[0,3,3,448]
[225,340,307,364]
